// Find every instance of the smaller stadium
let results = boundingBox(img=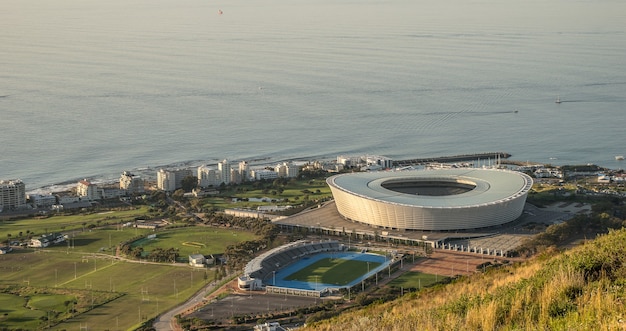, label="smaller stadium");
[239,240,393,297]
